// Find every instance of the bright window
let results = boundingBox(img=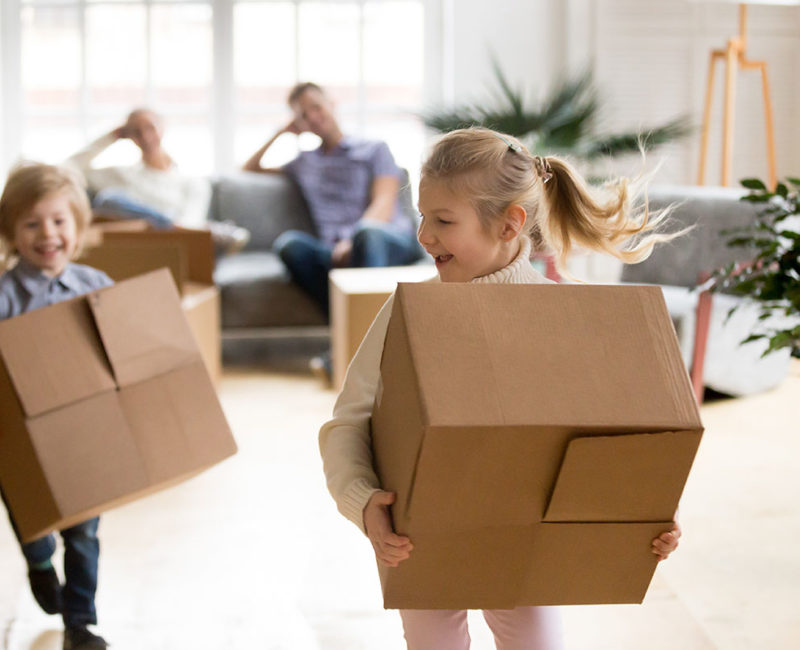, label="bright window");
[3,0,426,178]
